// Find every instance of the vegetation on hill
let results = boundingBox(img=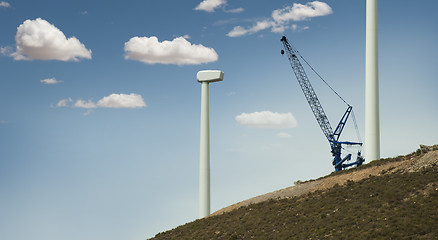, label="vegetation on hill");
[150,150,438,240]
